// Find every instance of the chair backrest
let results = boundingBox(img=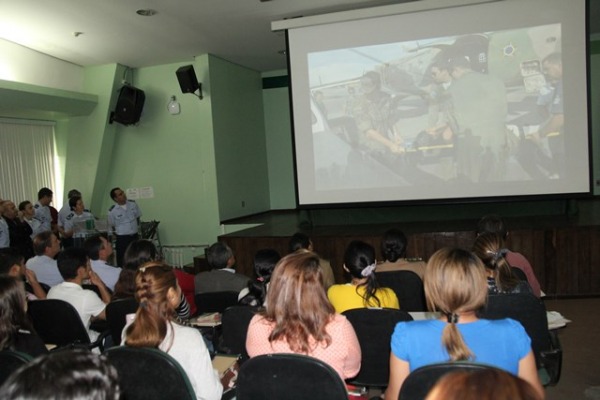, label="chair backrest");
[0,350,32,386]
[27,299,92,348]
[237,353,348,400]
[104,346,195,400]
[399,362,500,400]
[477,293,551,366]
[105,297,139,345]
[511,267,528,282]
[195,291,240,314]
[375,270,427,311]
[221,305,260,359]
[343,307,413,387]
